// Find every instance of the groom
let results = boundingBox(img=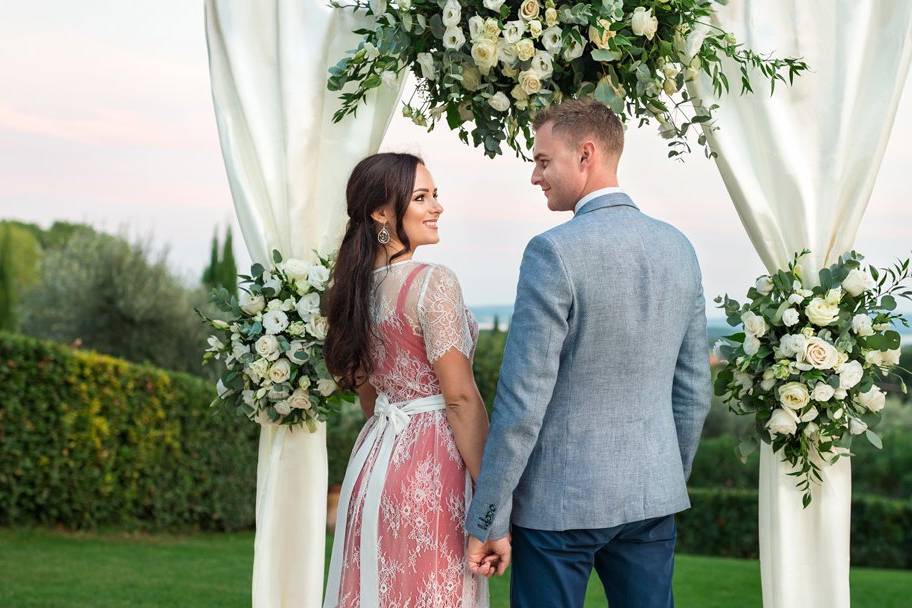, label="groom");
[465,99,712,608]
